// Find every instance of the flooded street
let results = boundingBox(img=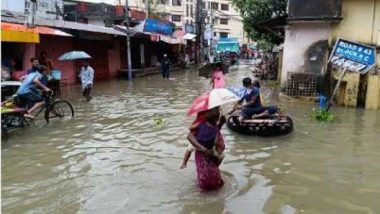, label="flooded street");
[2,65,380,214]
